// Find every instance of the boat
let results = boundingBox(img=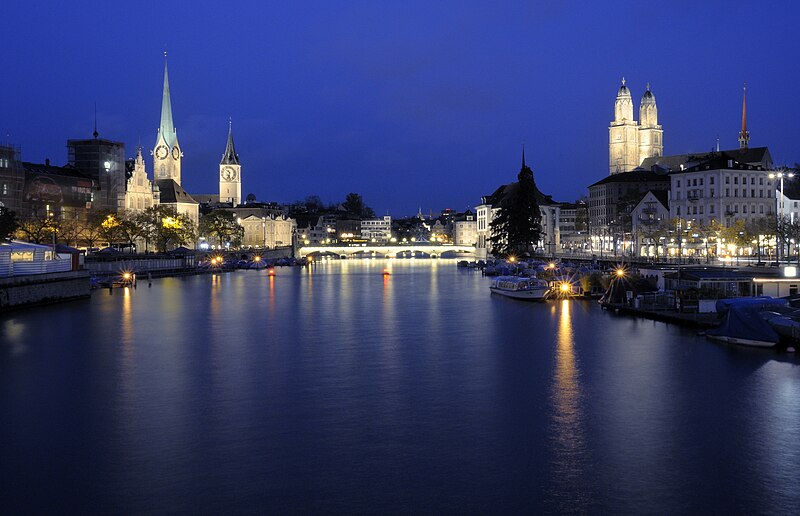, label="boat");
[706,297,789,348]
[490,276,550,301]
